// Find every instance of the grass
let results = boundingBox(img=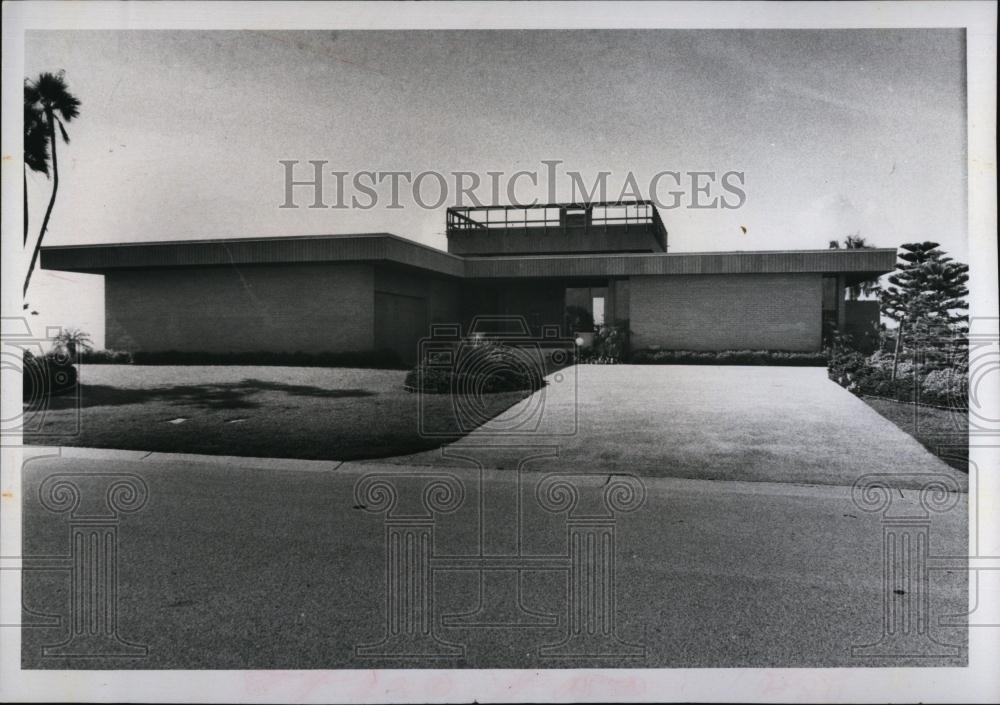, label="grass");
[23,365,535,461]
[860,396,968,472]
